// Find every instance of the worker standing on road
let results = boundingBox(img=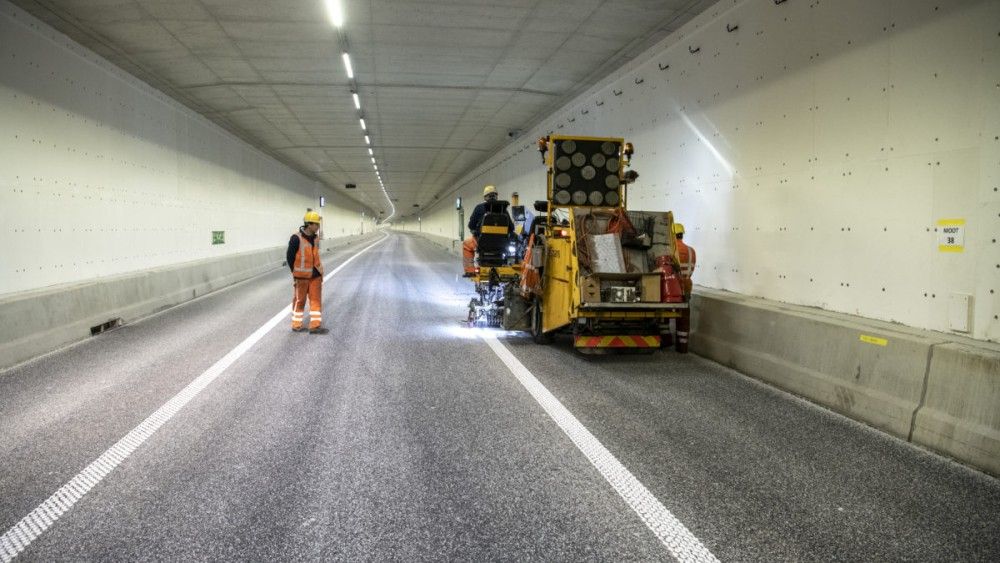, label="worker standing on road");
[287,210,329,334]
[462,184,498,276]
[673,223,696,352]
